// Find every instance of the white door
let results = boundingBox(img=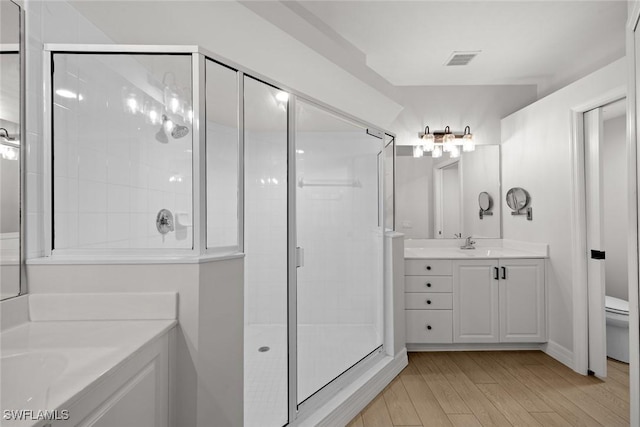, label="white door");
[499,259,546,343]
[584,107,607,378]
[453,259,499,343]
